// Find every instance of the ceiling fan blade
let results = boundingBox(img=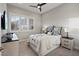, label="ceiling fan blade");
[29,3,46,12]
[29,5,37,8]
[40,3,46,6]
[39,7,42,12]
